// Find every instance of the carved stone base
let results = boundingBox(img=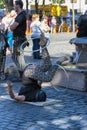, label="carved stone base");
[51,67,87,92]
